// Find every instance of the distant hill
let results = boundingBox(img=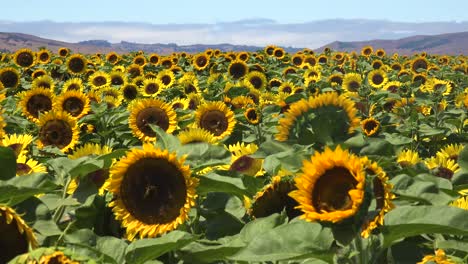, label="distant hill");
[0,32,302,54]
[317,31,468,55]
